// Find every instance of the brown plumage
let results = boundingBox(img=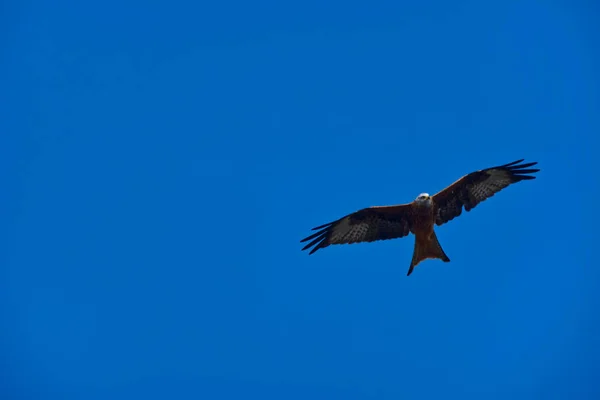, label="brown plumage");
[300,159,539,276]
